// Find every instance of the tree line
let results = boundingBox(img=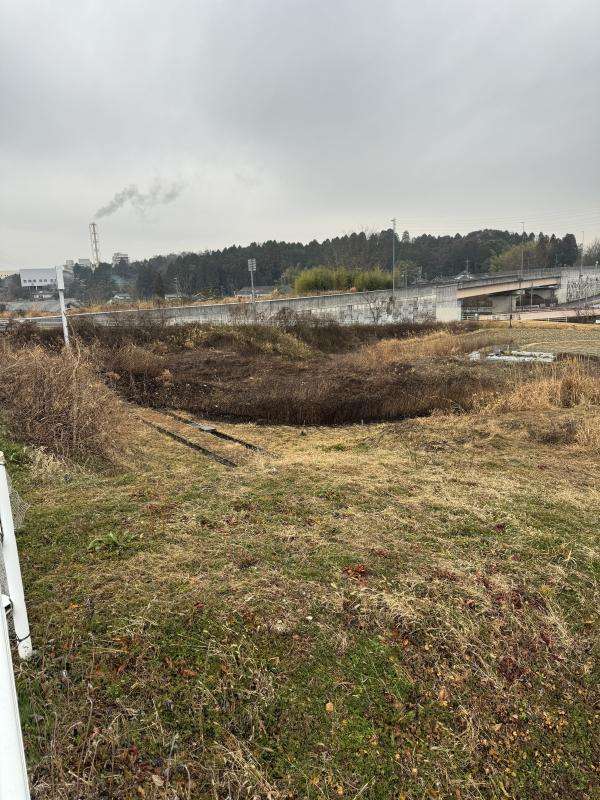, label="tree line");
[2,228,585,303]
[126,229,582,300]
